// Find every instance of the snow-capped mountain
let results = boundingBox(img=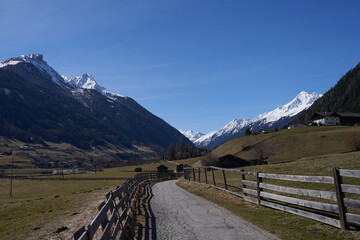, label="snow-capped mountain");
[193,91,322,148]
[62,74,125,100]
[179,130,205,142]
[194,119,251,147]
[0,54,193,151]
[252,91,322,125]
[1,54,65,84]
